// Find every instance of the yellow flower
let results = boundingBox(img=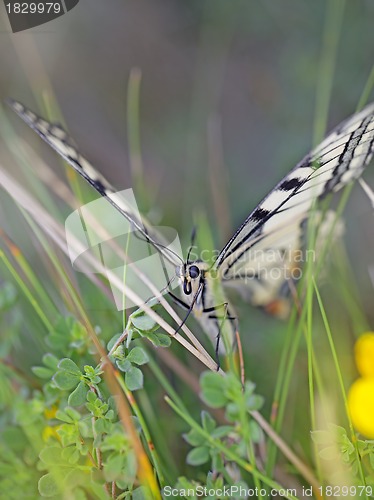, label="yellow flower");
[42,405,61,442]
[42,425,61,442]
[354,333,374,377]
[44,406,58,420]
[348,378,374,438]
[348,333,374,438]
